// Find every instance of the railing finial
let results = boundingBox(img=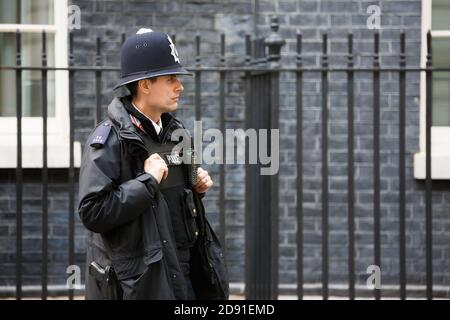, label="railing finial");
[264,15,286,66]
